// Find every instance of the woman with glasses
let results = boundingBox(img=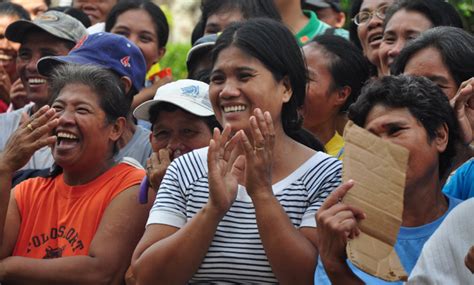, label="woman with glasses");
[349,0,395,76]
[378,0,462,76]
